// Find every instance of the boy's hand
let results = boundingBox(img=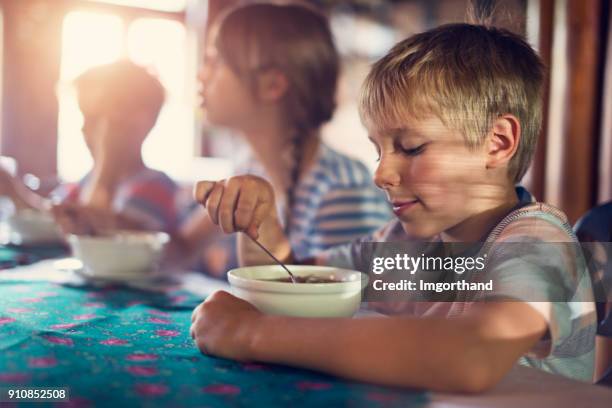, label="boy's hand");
[51,203,119,235]
[193,176,277,240]
[190,290,261,362]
